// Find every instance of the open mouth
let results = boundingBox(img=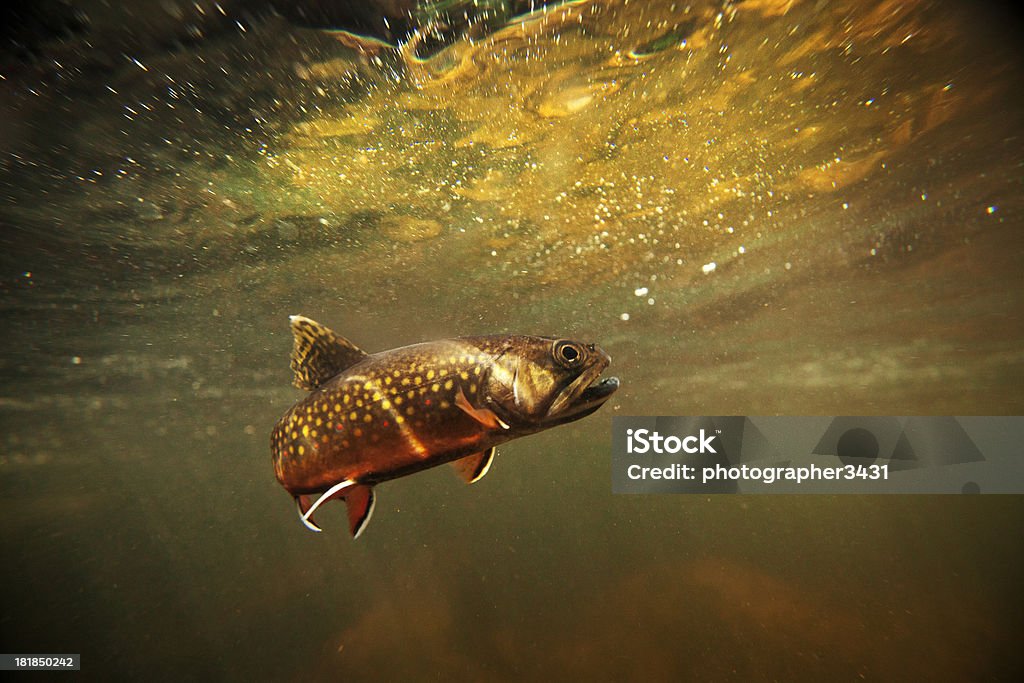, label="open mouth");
[578,375,620,405]
[552,373,620,420]
[540,374,618,428]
